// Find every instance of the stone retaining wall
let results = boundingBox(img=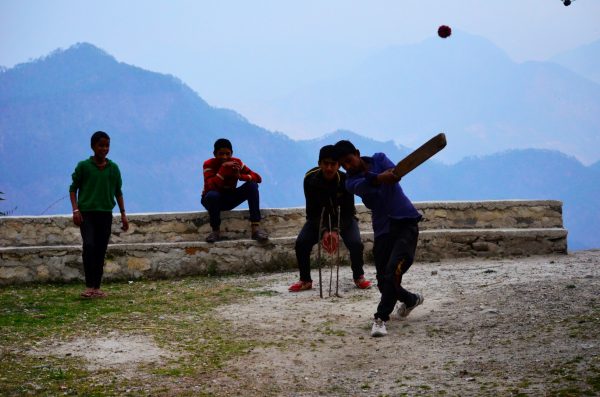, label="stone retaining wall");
[0,200,563,247]
[0,200,568,285]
